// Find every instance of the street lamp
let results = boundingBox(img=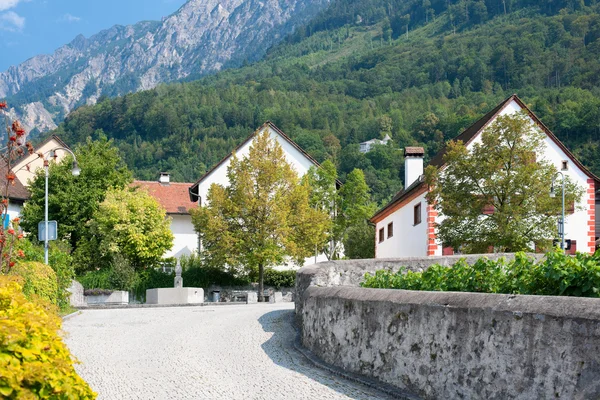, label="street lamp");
[43,147,80,264]
[550,171,565,250]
